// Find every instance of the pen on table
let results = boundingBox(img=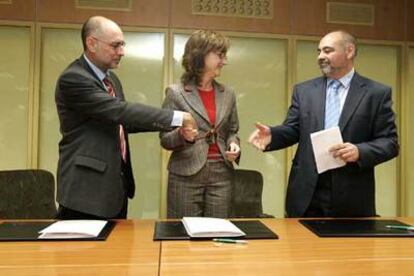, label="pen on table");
[213,238,247,244]
[385,225,414,231]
